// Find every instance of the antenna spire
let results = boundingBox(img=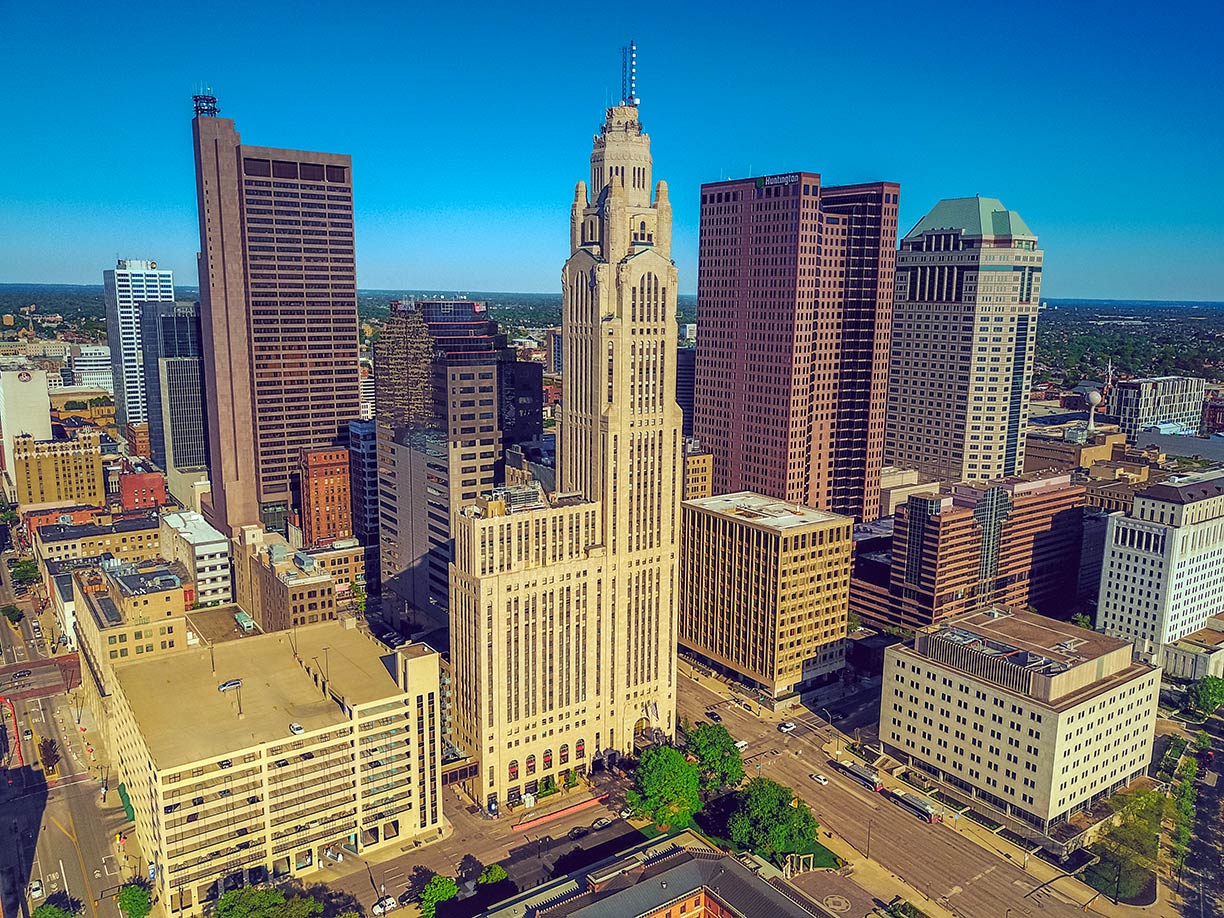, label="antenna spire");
[193,85,219,117]
[620,40,639,107]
